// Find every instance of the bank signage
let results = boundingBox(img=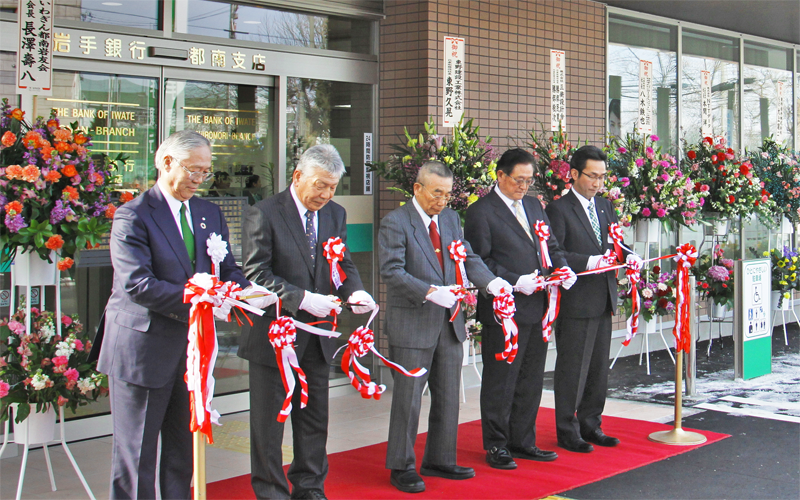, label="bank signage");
[16,0,53,95]
[443,36,465,128]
